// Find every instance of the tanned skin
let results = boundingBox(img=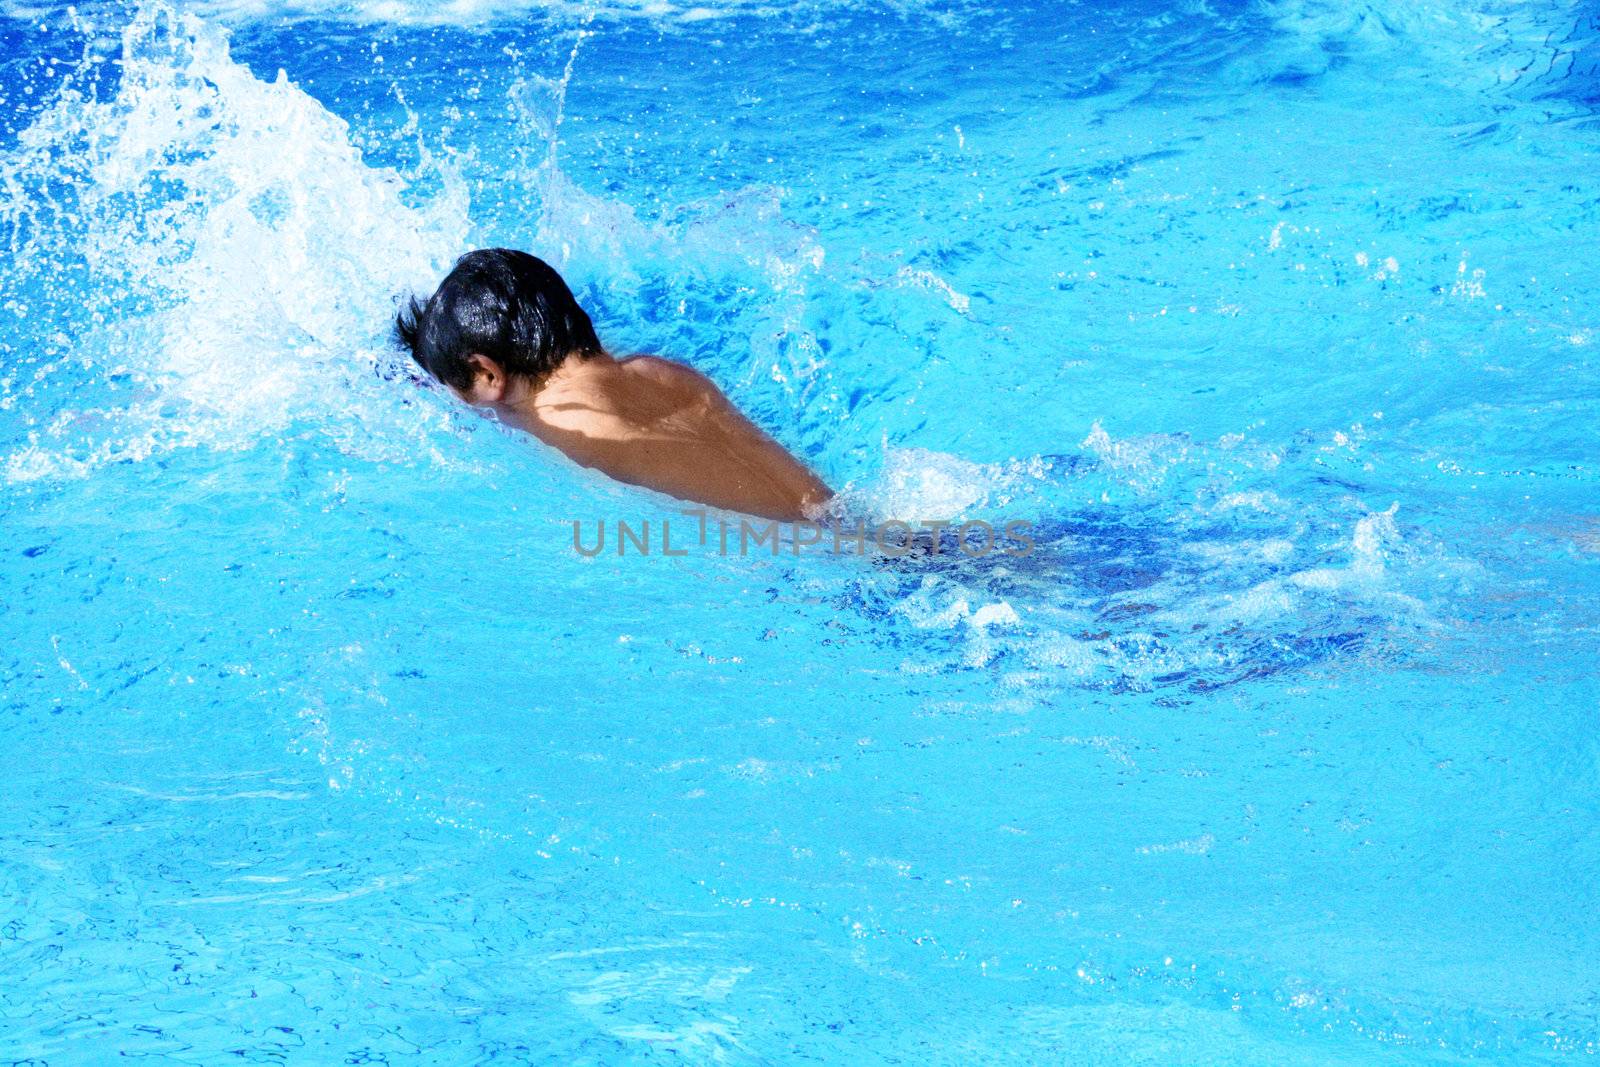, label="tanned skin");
[448,350,833,523]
